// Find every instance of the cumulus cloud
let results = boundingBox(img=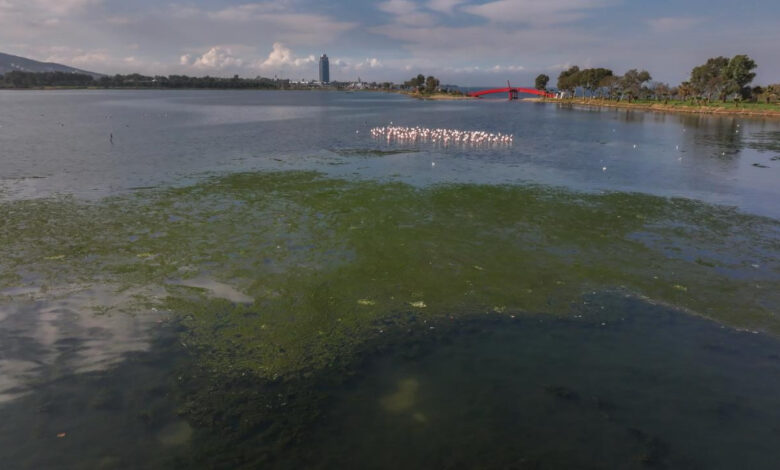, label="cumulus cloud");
[257,42,315,69]
[0,0,777,85]
[182,47,245,69]
[354,58,383,70]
